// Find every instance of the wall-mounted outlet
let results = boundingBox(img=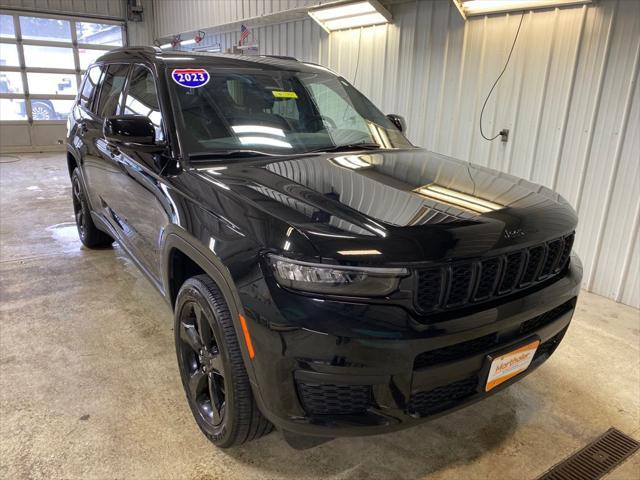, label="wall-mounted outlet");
[499,129,509,142]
